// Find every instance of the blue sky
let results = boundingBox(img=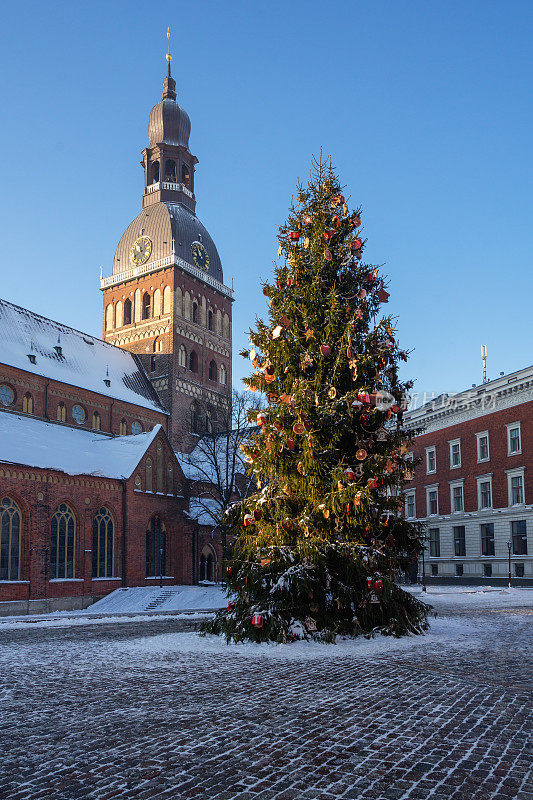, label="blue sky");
[1,0,531,401]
